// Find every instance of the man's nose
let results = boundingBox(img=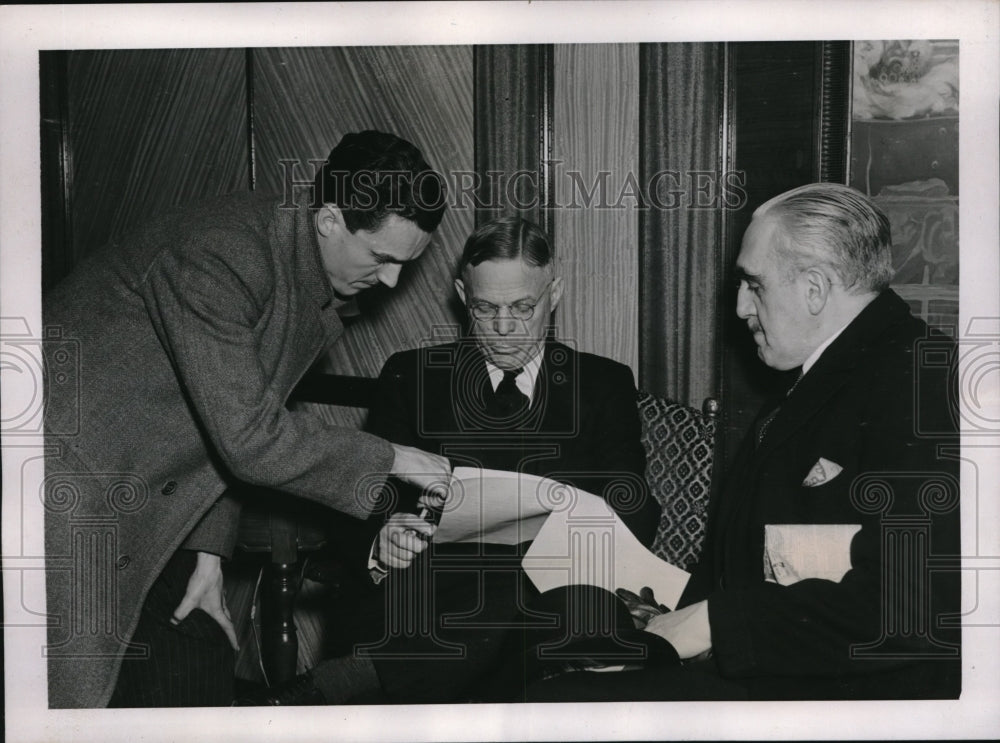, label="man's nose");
[376,263,402,289]
[735,284,752,320]
[492,309,518,335]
